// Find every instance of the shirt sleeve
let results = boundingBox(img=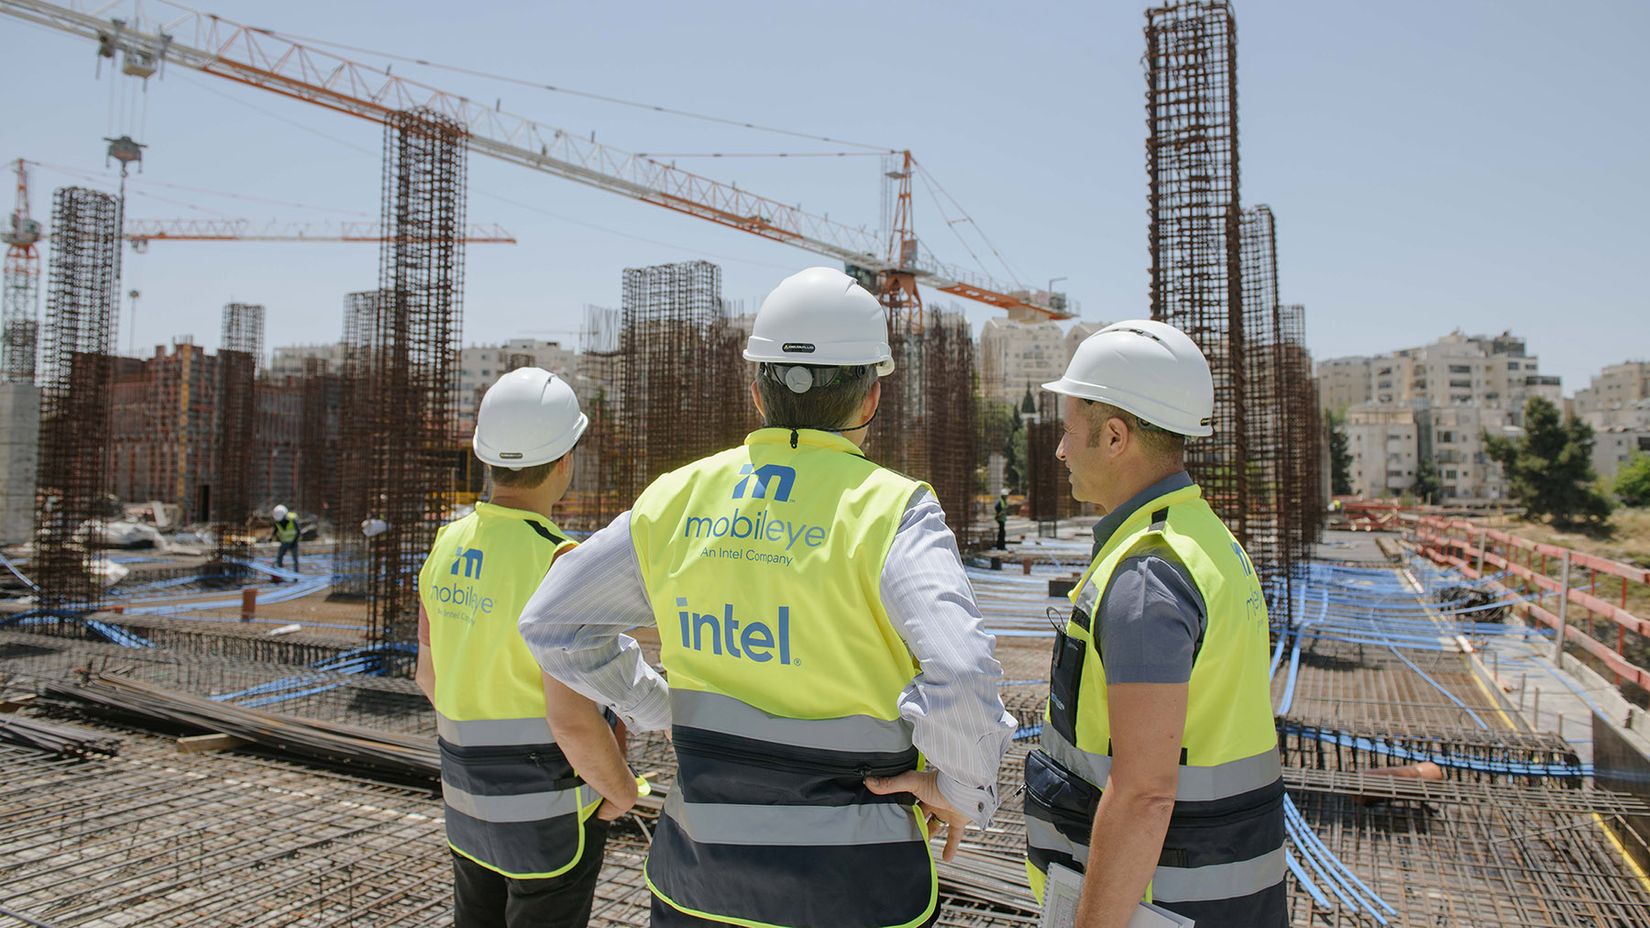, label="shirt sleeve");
[879,489,1017,827]
[517,510,672,732]
[1096,552,1207,686]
